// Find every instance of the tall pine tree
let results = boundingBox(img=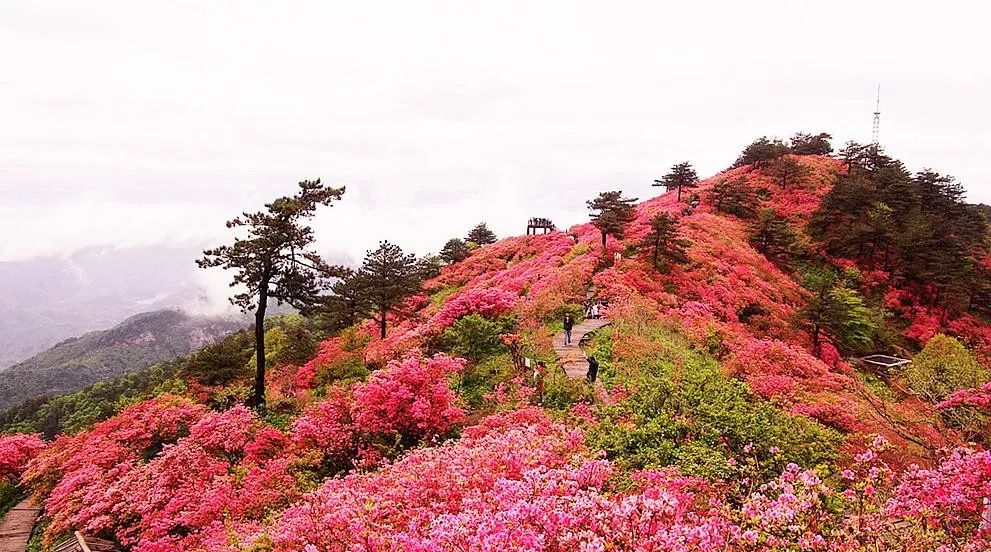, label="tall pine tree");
[359,241,423,339]
[587,191,638,249]
[466,223,497,246]
[198,179,344,407]
[655,162,698,202]
[637,213,690,271]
